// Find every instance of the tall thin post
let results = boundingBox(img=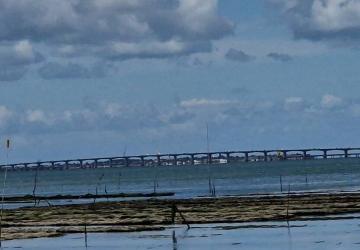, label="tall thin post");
[117,172,121,192]
[153,177,157,193]
[33,165,39,206]
[286,184,291,227]
[206,123,210,154]
[206,123,213,196]
[84,219,88,248]
[0,139,10,247]
[208,177,212,196]
[123,145,127,157]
